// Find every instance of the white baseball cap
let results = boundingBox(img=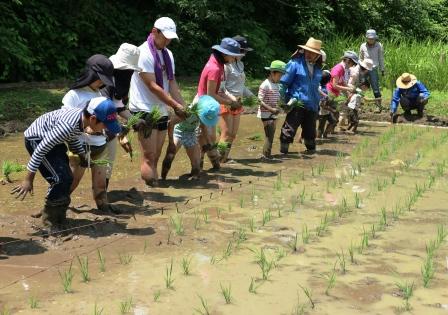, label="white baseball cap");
[154,17,178,40]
